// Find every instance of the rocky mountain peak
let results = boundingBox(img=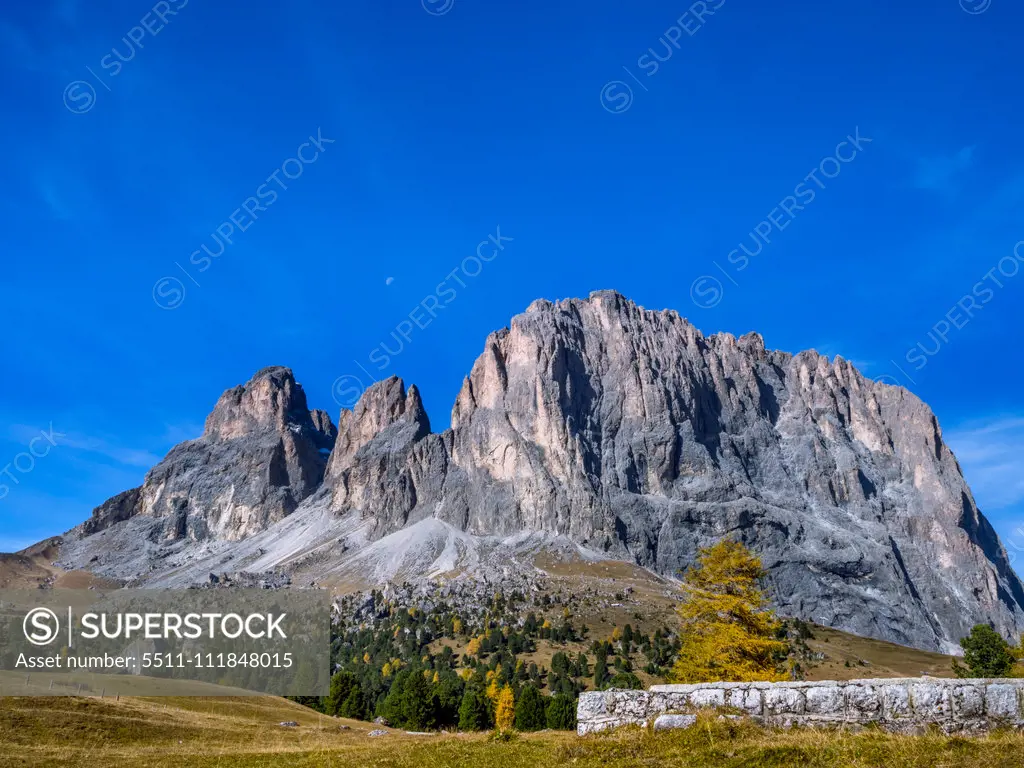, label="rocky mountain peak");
[328,377,431,475]
[57,292,1024,653]
[310,409,338,443]
[204,366,318,441]
[326,293,1023,651]
[78,366,336,543]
